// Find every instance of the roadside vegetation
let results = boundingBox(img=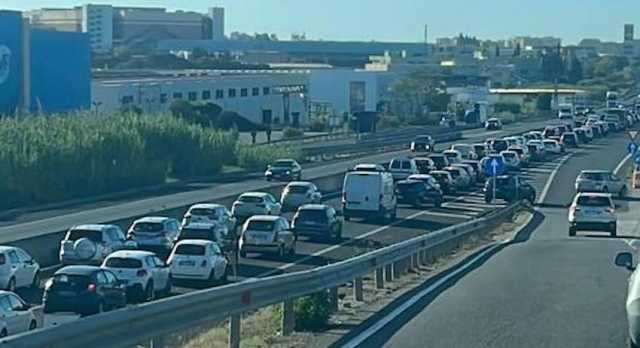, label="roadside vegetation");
[0,112,300,211]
